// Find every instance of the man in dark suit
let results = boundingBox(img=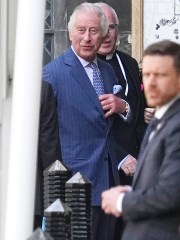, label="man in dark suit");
[102,40,180,240]
[34,81,61,229]
[95,3,146,238]
[42,3,134,239]
[95,2,146,179]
